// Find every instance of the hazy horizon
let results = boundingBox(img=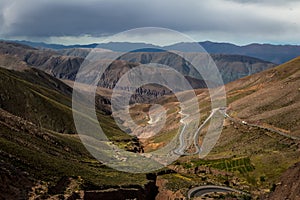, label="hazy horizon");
[2,38,300,47]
